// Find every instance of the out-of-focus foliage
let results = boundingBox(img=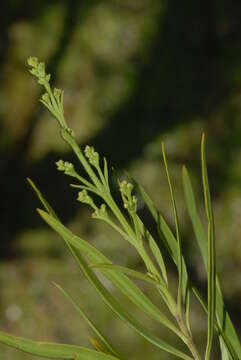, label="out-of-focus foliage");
[0,0,241,359]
